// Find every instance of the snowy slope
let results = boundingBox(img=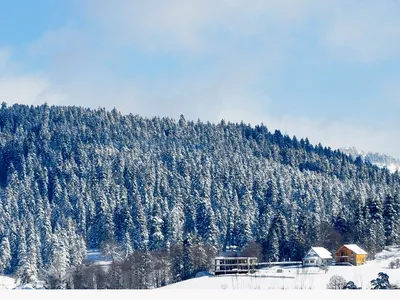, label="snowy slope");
[85,249,113,267]
[340,147,400,173]
[161,246,400,290]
